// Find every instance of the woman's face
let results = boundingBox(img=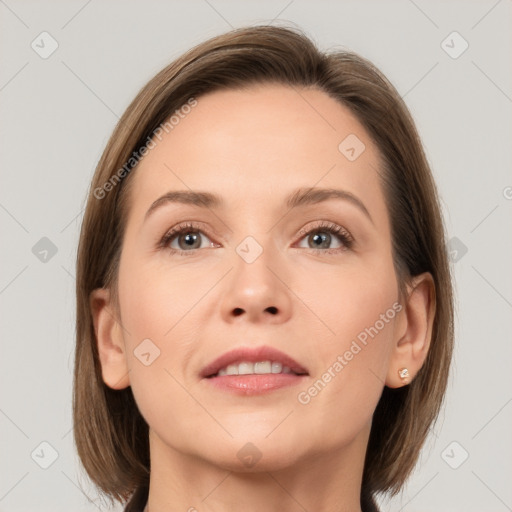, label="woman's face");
[101,84,407,471]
